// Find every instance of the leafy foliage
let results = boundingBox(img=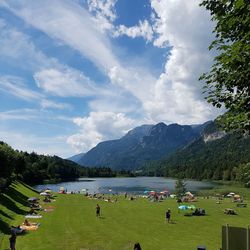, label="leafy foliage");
[0,141,116,190]
[175,179,187,198]
[200,0,250,133]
